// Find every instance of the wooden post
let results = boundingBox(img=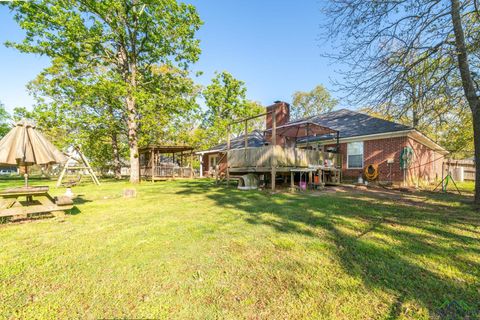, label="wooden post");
[56,154,72,187]
[180,151,184,177]
[226,126,231,186]
[271,108,277,191]
[151,148,154,182]
[244,119,248,159]
[76,146,100,186]
[190,152,193,178]
[290,171,294,192]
